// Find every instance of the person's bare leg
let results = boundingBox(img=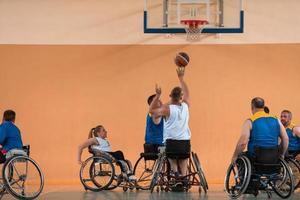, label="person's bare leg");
[178,158,189,176]
[168,158,178,173]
